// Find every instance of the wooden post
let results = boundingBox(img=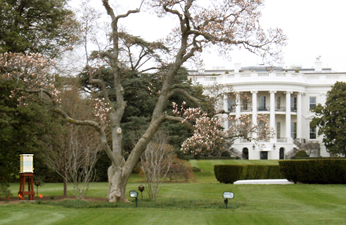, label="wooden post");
[18,173,35,200]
